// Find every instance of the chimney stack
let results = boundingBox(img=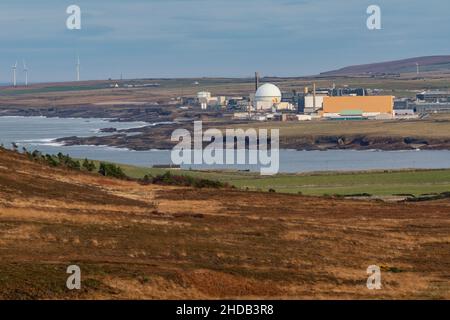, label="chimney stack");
[255,72,260,91]
[313,83,317,110]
